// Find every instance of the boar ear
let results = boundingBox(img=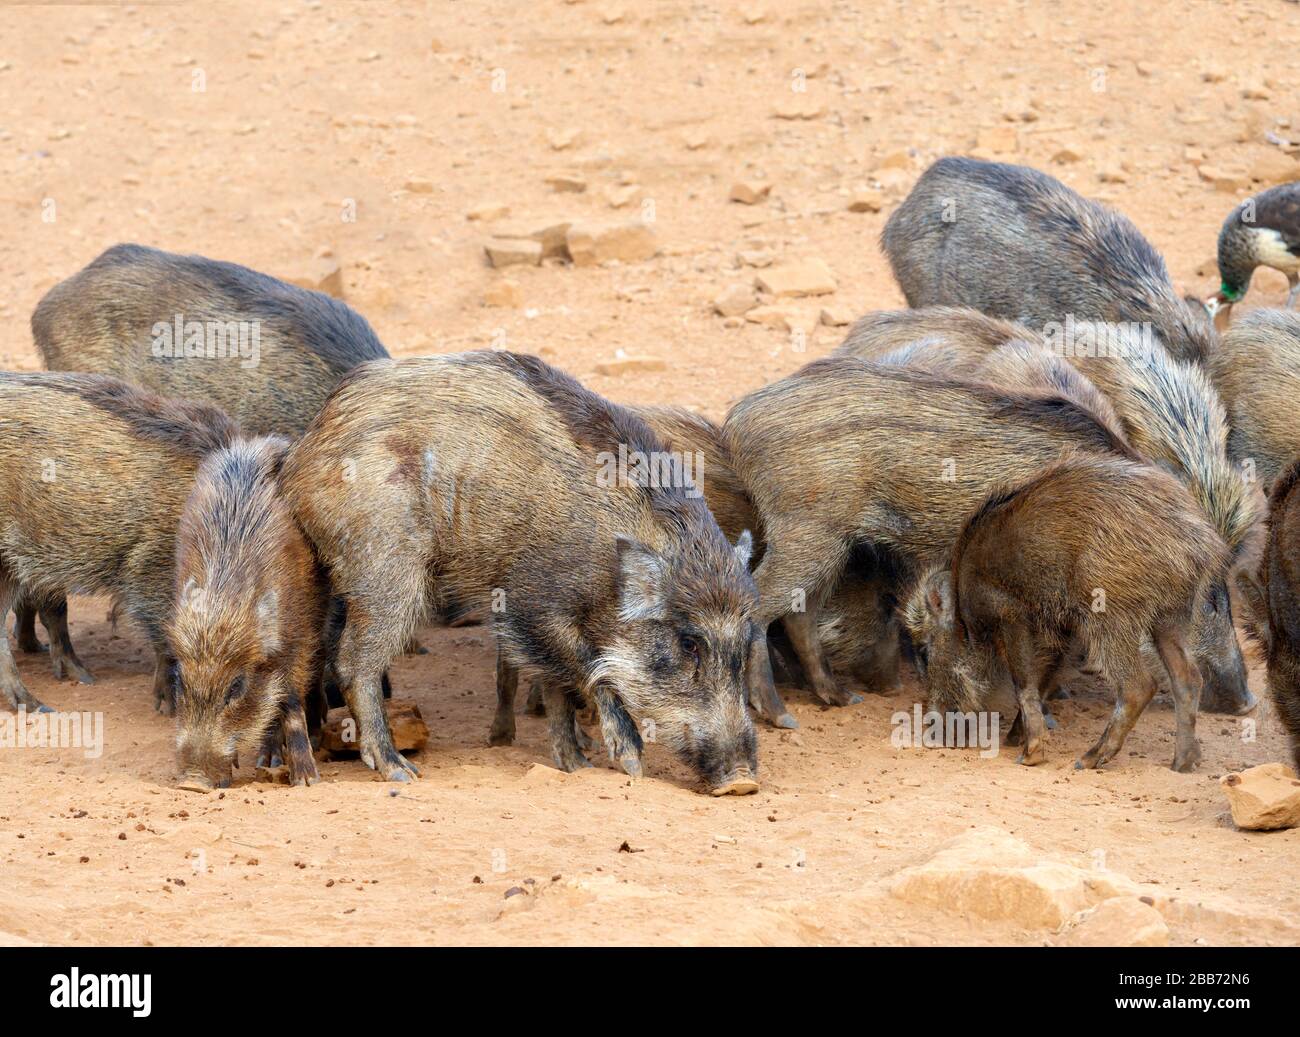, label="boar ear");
[615,535,668,622]
[256,589,282,653]
[924,570,953,623]
[733,529,754,569]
